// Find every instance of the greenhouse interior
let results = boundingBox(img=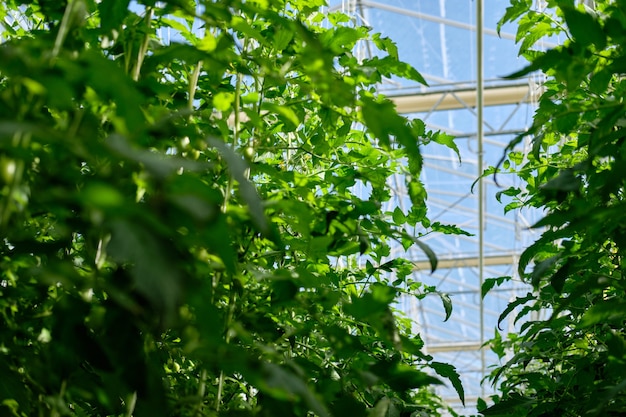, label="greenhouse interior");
[4,0,620,415]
